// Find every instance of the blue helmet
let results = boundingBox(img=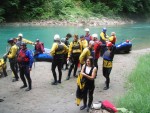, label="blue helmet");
[102,28,107,32]
[7,38,14,43]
